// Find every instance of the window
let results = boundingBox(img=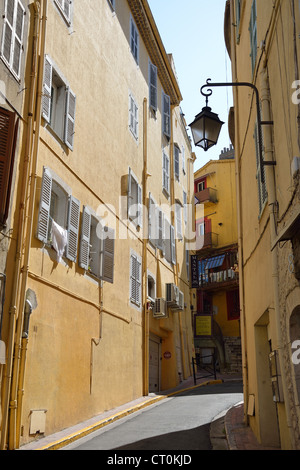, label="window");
[130,16,139,64]
[162,152,170,195]
[128,168,142,228]
[149,61,157,112]
[1,0,25,80]
[174,144,180,181]
[254,123,267,214]
[79,206,115,283]
[147,272,156,300]
[130,251,141,307]
[54,0,72,25]
[0,107,18,225]
[129,93,138,140]
[37,167,80,263]
[162,92,171,138]
[197,180,205,192]
[42,55,76,150]
[249,0,257,74]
